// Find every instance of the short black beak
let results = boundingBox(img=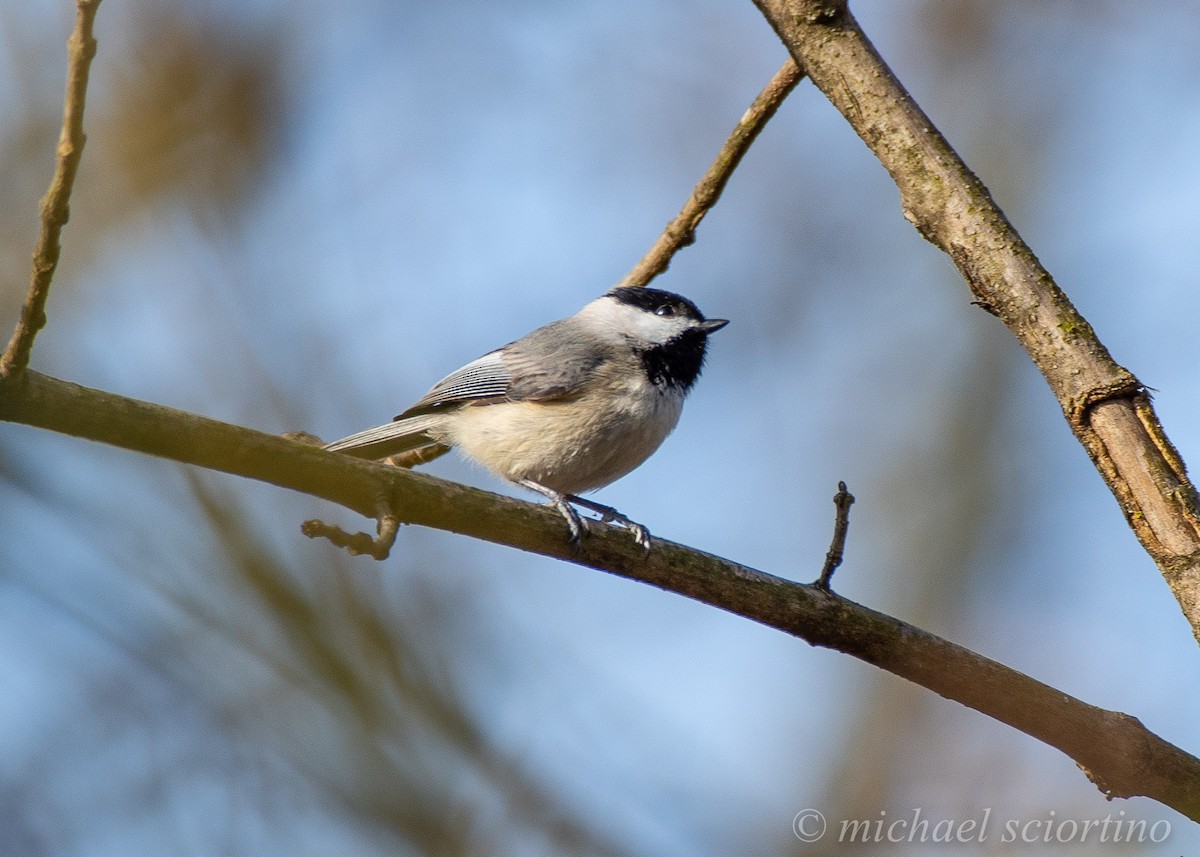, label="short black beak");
[699,318,729,334]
